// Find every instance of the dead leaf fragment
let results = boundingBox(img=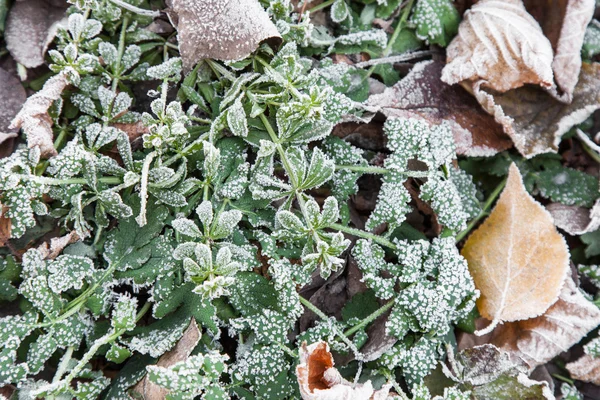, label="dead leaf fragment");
[566,354,600,385]
[296,341,393,400]
[132,318,201,400]
[5,0,67,68]
[171,0,281,70]
[461,163,570,335]
[0,68,27,133]
[10,72,70,158]
[442,0,554,93]
[473,63,600,158]
[547,200,600,235]
[367,60,512,157]
[36,231,81,260]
